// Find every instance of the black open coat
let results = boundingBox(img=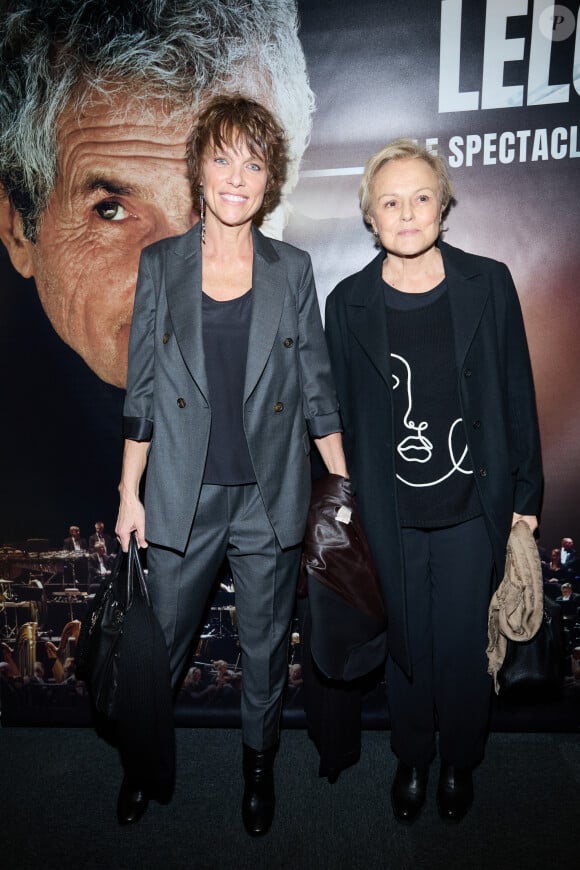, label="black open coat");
[324,240,543,676]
